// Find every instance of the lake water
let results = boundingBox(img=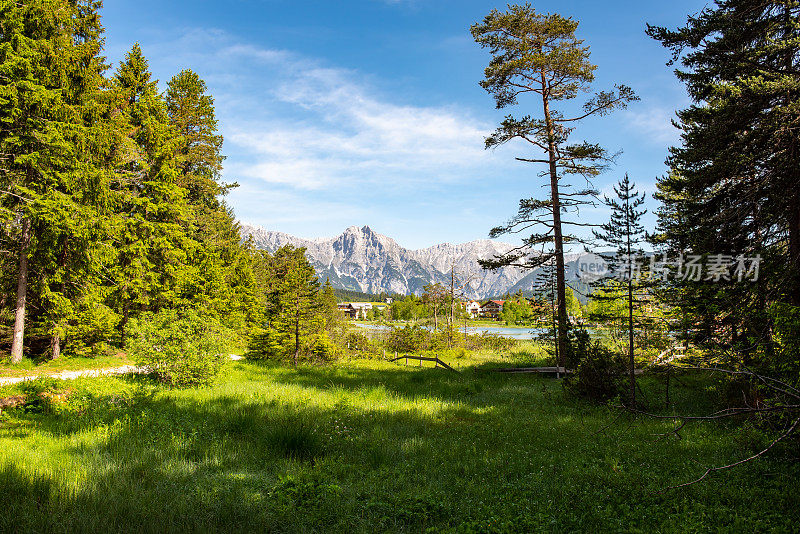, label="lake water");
[354,323,548,340]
